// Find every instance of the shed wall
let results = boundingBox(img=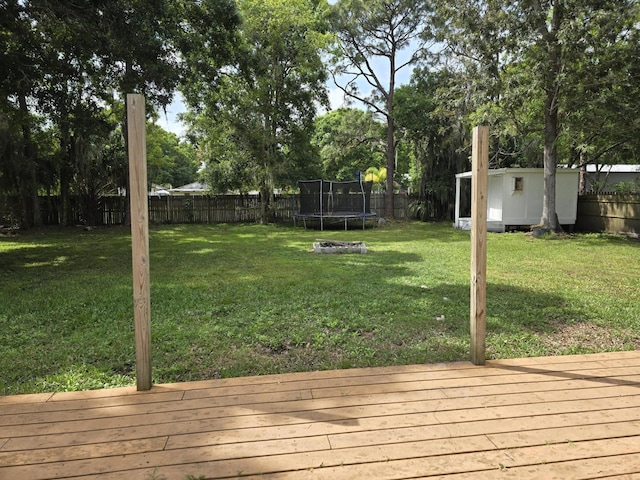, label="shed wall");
[455,168,579,231]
